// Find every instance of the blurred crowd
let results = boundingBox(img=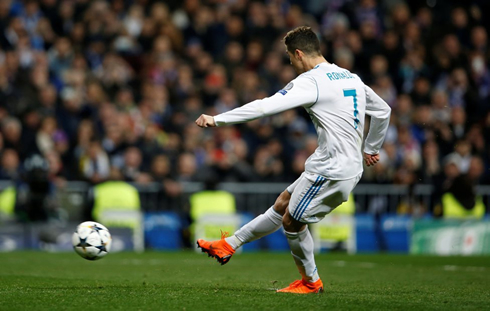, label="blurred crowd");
[0,0,489,215]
